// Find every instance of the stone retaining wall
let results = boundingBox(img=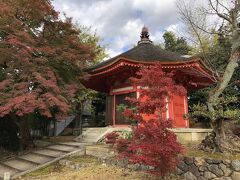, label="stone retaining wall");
[176,156,240,180]
[99,157,240,180]
[171,128,212,144]
[85,145,240,179]
[60,146,240,180]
